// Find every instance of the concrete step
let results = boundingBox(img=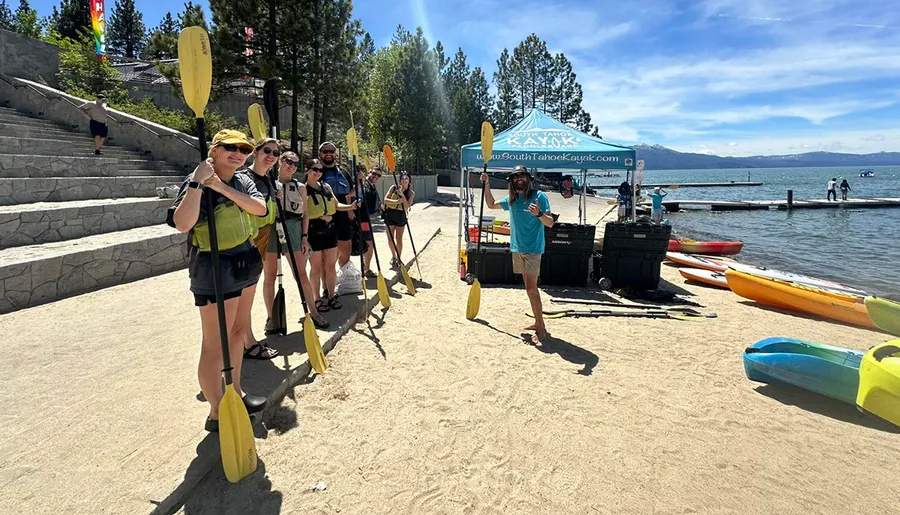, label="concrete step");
[0,136,148,158]
[0,123,87,139]
[0,154,187,178]
[0,176,181,205]
[0,224,188,314]
[0,197,173,249]
[0,114,76,131]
